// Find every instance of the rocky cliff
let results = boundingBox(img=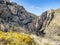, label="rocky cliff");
[0,0,37,33]
[35,9,60,37]
[0,0,60,38]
